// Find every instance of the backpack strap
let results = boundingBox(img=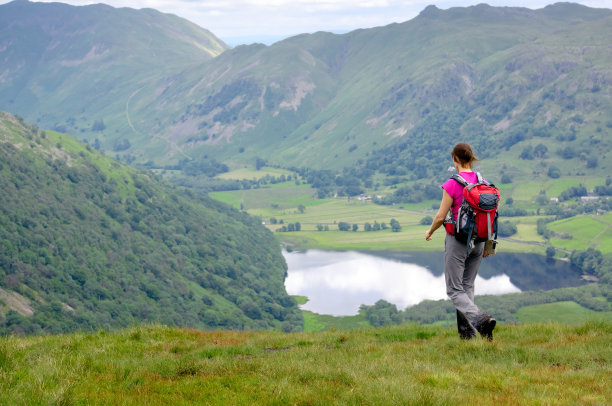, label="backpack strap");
[451,174,470,187]
[475,172,484,184]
